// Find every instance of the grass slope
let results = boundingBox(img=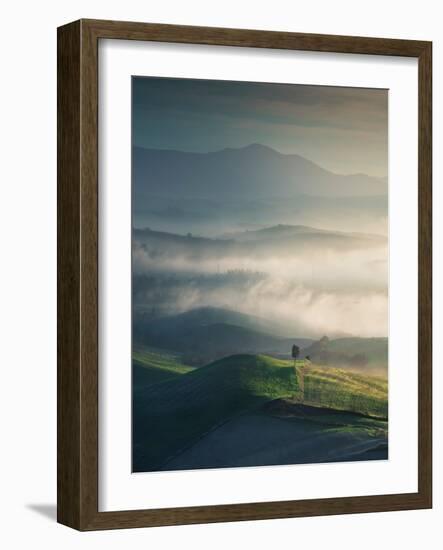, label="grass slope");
[133,354,301,471]
[303,366,388,419]
[133,347,194,387]
[133,352,388,471]
[163,408,387,471]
